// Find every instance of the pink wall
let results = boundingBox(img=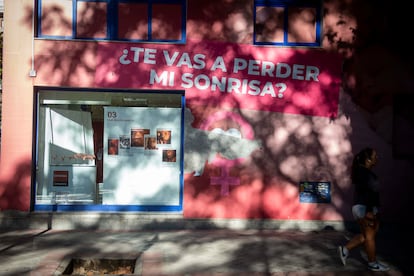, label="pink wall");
[0,0,34,211]
[1,0,413,223]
